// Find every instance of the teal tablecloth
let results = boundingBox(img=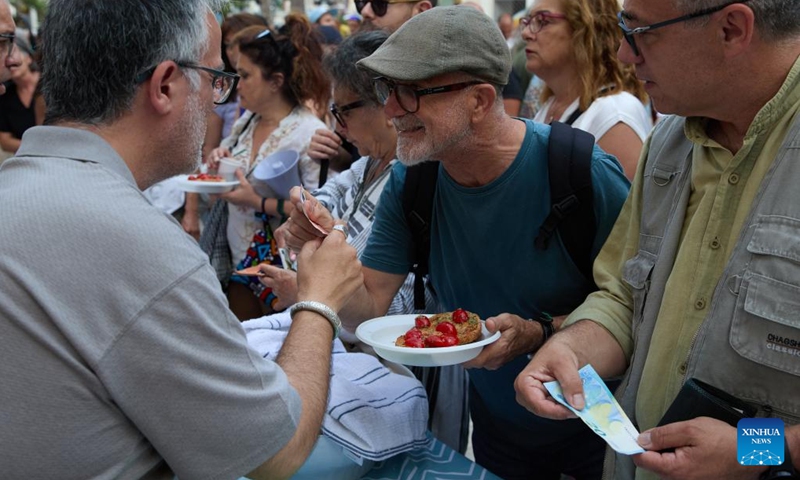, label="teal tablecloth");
[361,434,501,480]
